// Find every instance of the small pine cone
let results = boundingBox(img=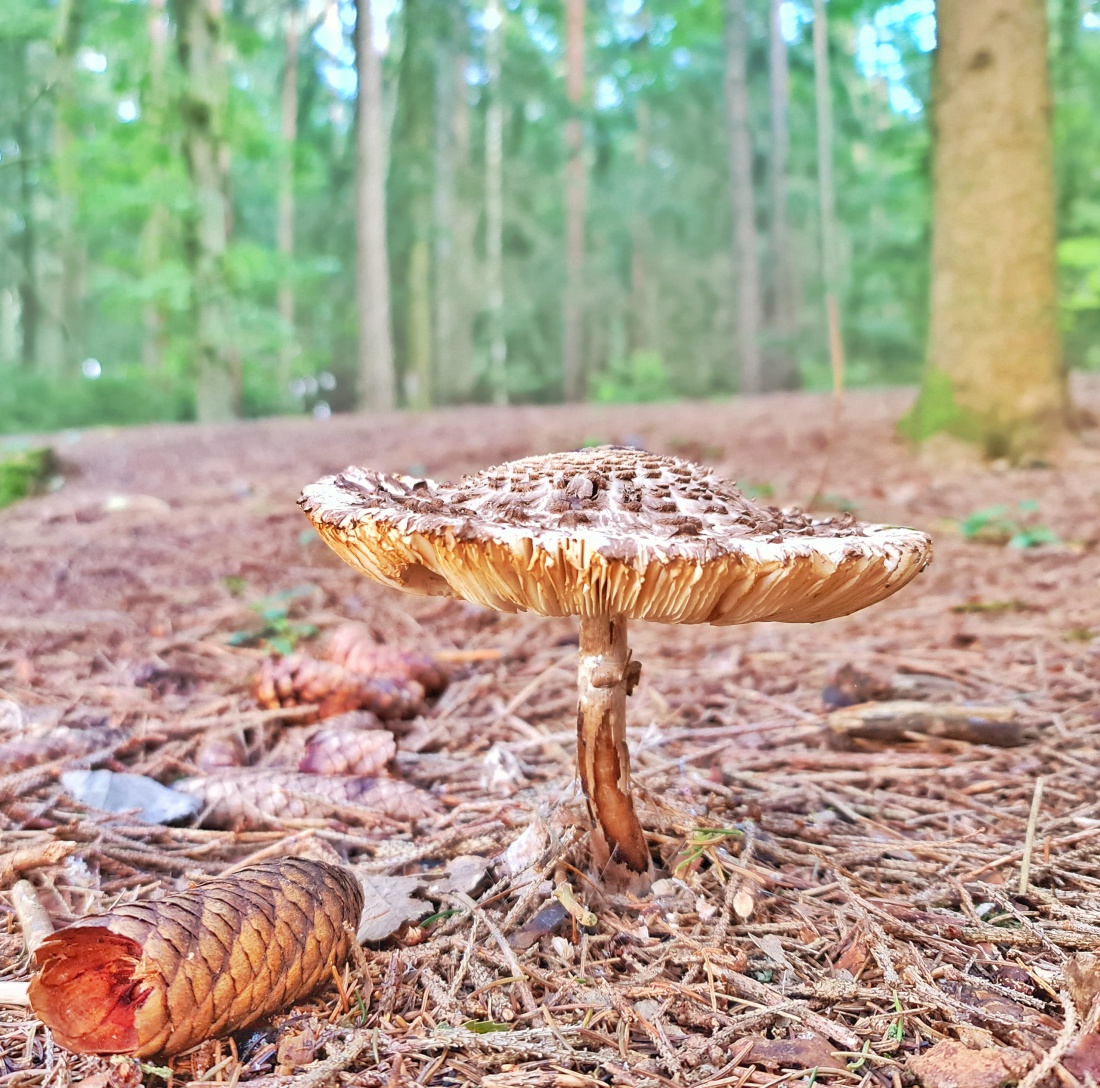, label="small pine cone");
[28,858,362,1058]
[324,624,449,696]
[193,734,247,773]
[300,727,396,777]
[175,771,439,827]
[253,653,425,721]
